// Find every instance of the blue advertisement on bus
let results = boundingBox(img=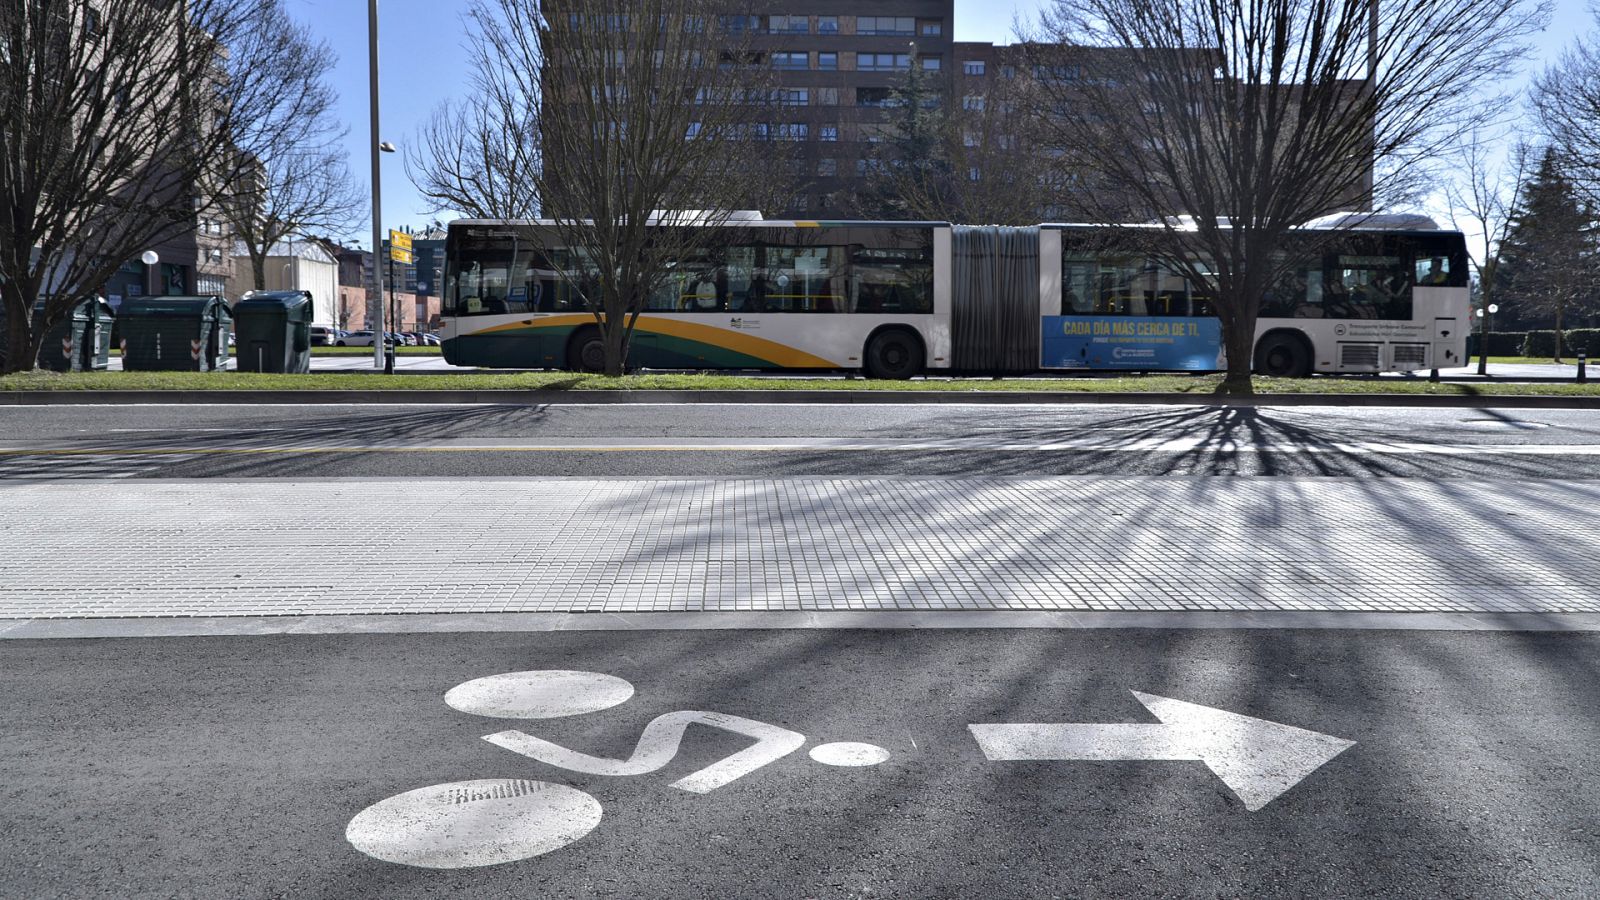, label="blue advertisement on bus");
[1041,316,1224,371]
